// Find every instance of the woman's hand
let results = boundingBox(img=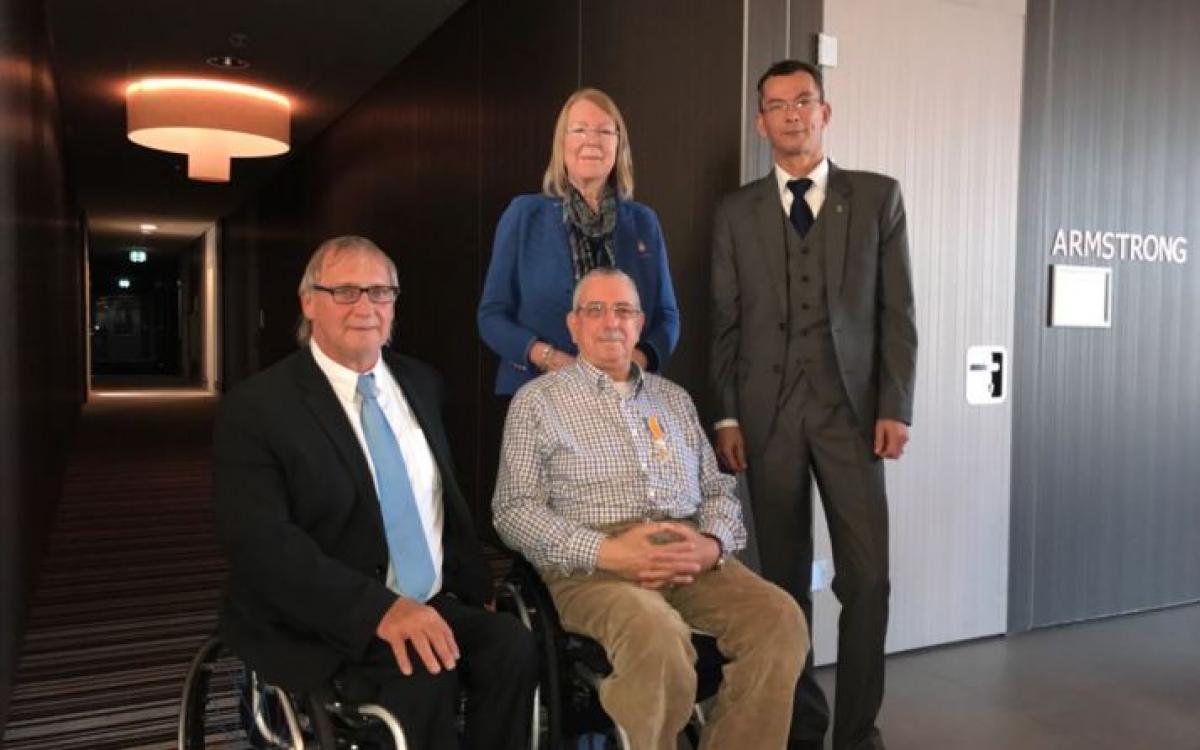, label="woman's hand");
[532,342,575,372]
